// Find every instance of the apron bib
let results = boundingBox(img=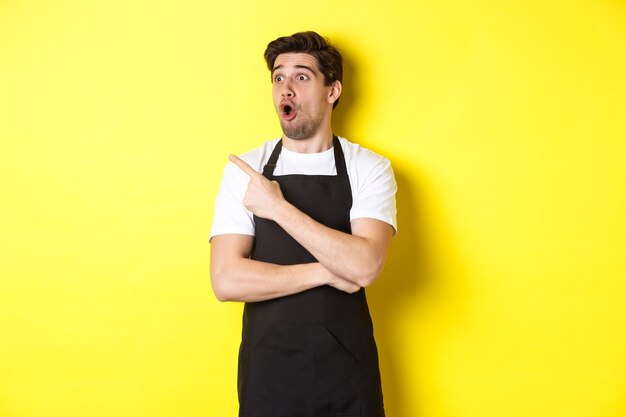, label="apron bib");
[238,136,385,417]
